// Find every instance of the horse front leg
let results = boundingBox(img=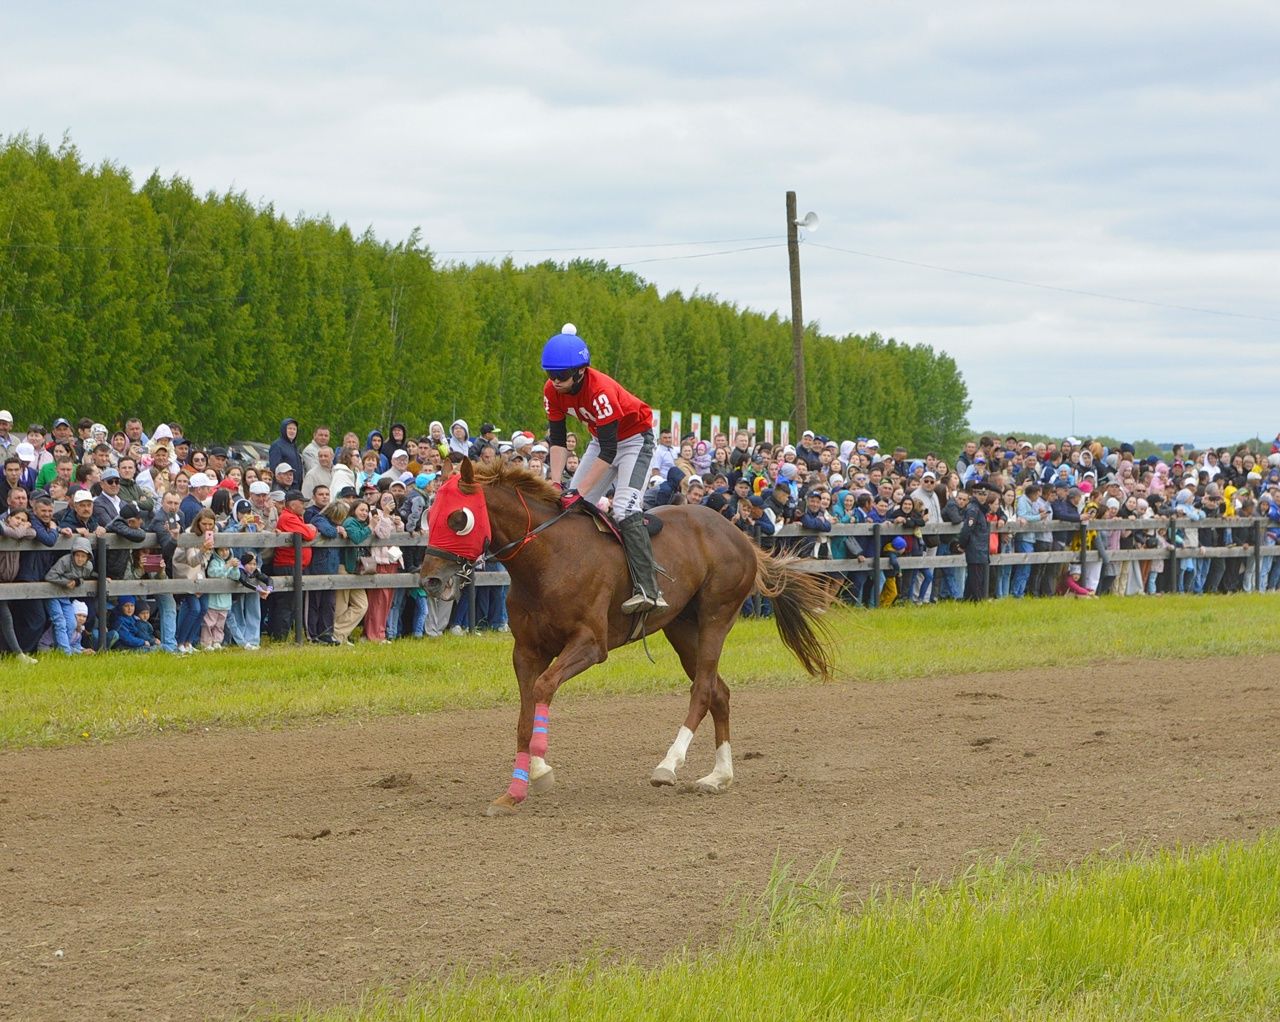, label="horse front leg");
[486,632,604,817]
